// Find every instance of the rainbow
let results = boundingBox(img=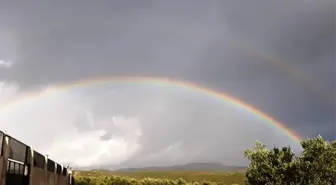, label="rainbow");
[0,76,302,146]
[230,39,336,104]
